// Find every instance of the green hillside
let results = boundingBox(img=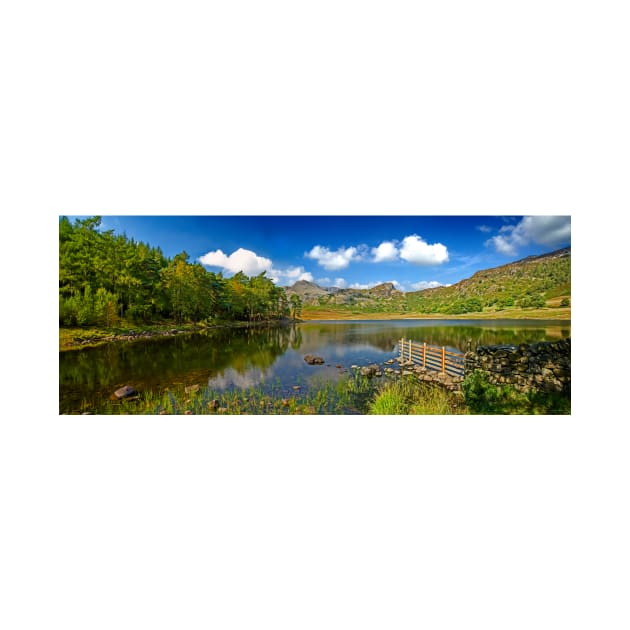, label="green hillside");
[295,247,571,318]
